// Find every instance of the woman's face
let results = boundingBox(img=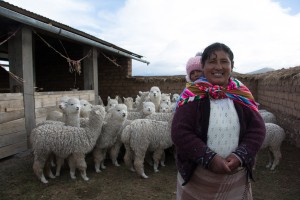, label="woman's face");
[203,50,232,87]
